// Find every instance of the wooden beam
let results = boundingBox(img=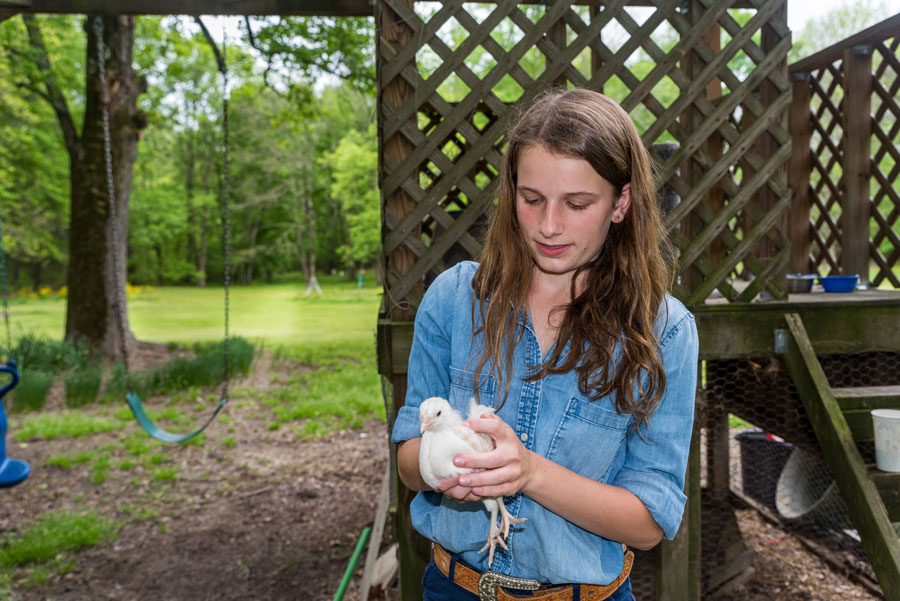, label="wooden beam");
[788,71,813,274]
[833,386,900,411]
[872,469,900,522]
[782,313,900,598]
[692,295,900,359]
[842,45,873,286]
[0,0,373,15]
